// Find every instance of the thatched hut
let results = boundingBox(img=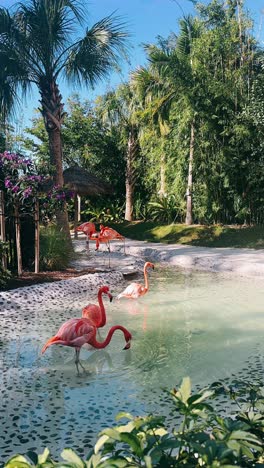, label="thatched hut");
[63,166,113,238]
